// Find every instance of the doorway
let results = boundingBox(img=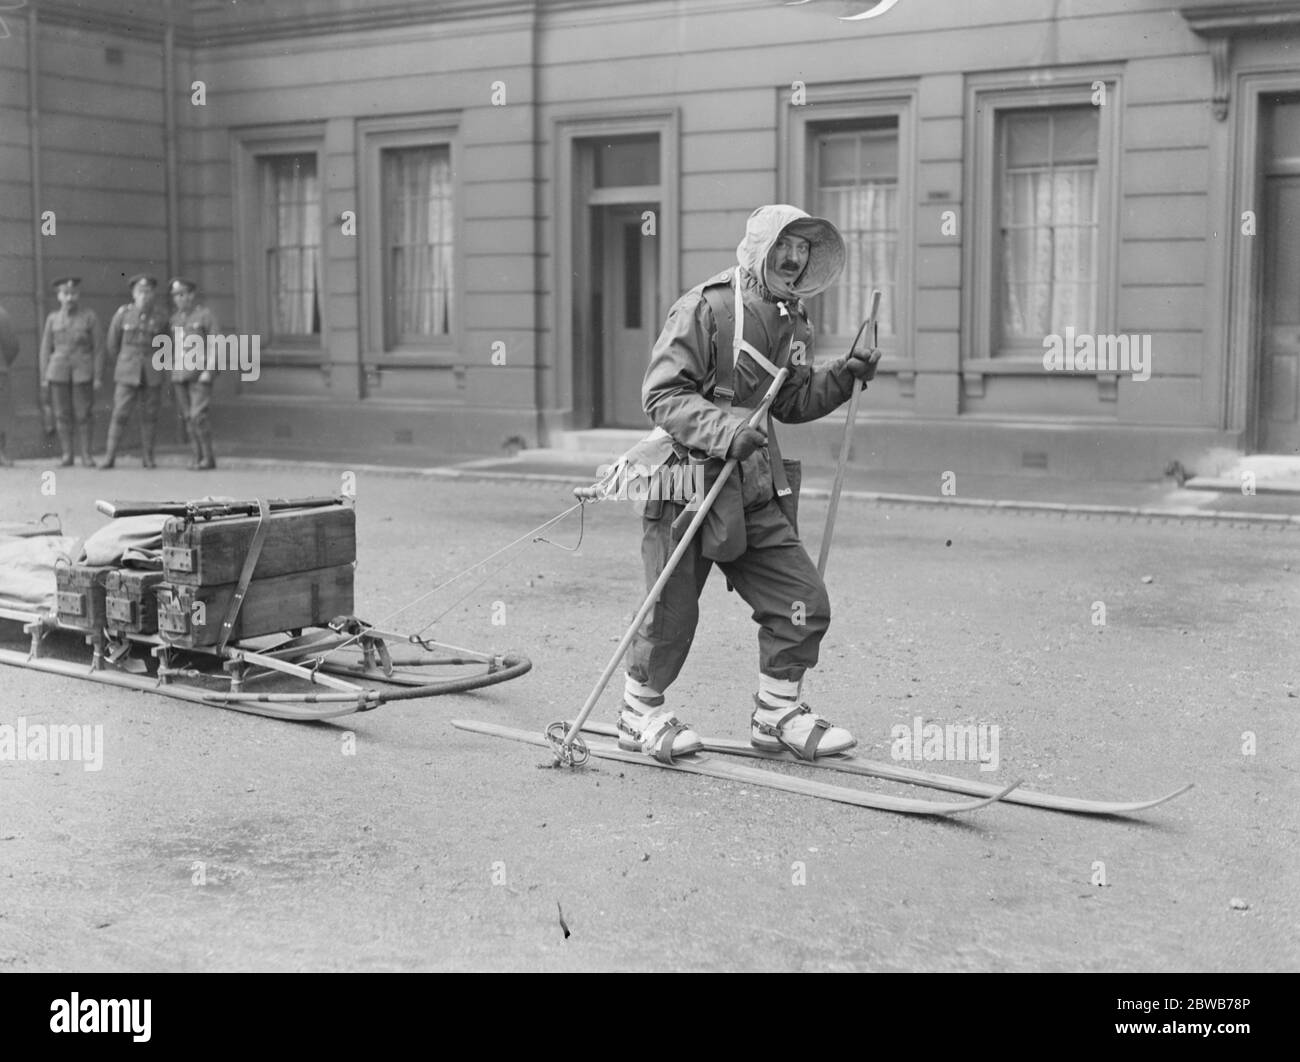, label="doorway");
[598,204,659,427]
[1260,95,1300,455]
[566,129,667,430]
